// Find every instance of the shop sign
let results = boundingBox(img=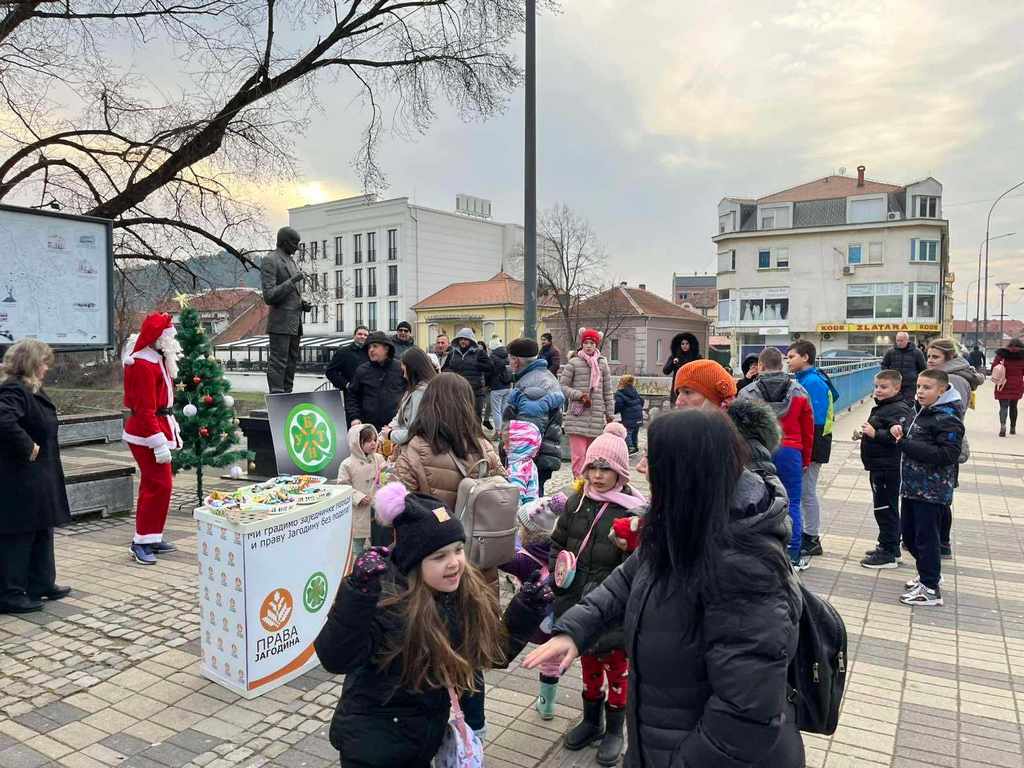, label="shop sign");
[815,322,940,333]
